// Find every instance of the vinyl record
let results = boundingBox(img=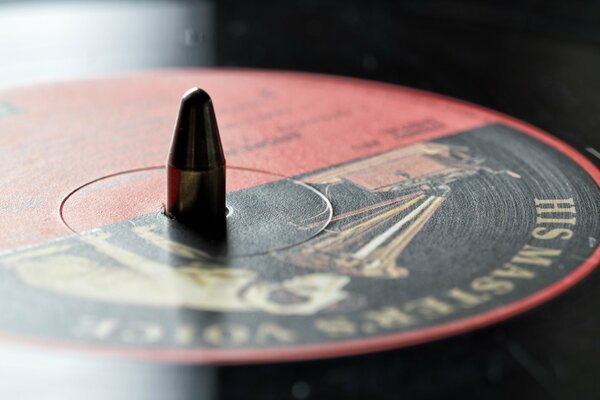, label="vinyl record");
[0,69,598,365]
